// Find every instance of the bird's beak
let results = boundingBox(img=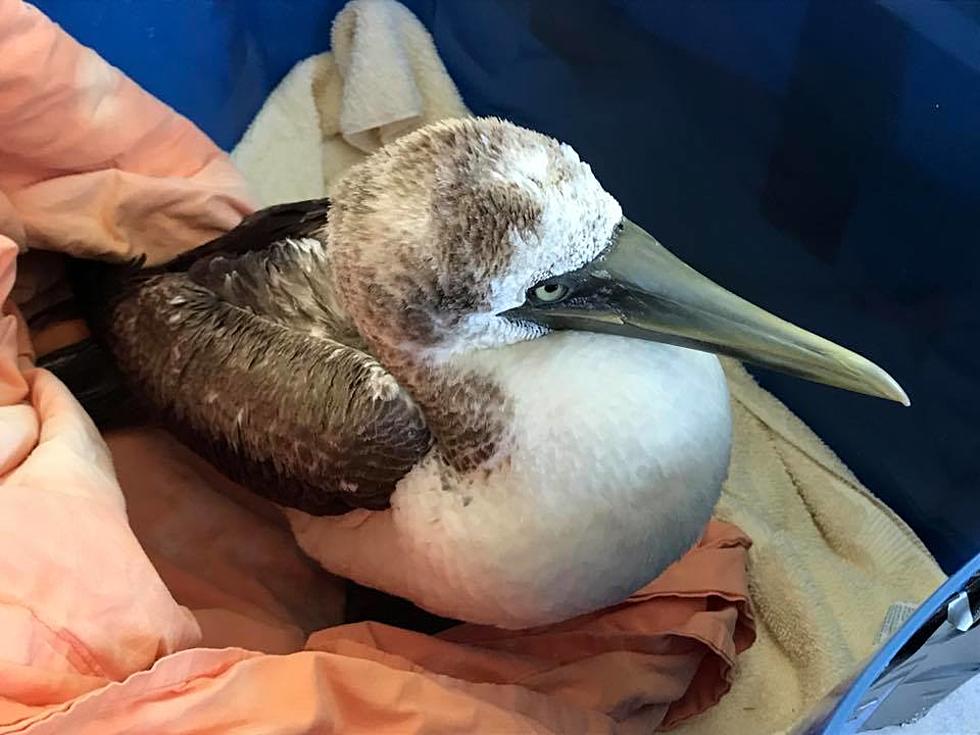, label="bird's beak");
[503,218,909,405]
